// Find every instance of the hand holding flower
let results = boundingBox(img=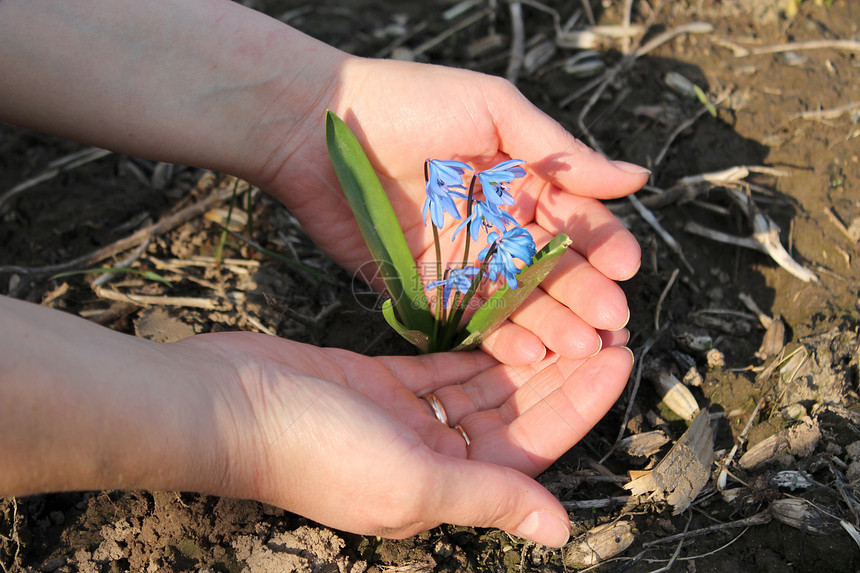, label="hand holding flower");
[263,58,649,364]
